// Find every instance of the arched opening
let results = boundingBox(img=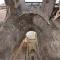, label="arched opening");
[25,31,37,40]
[21,31,40,60]
[12,30,40,60]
